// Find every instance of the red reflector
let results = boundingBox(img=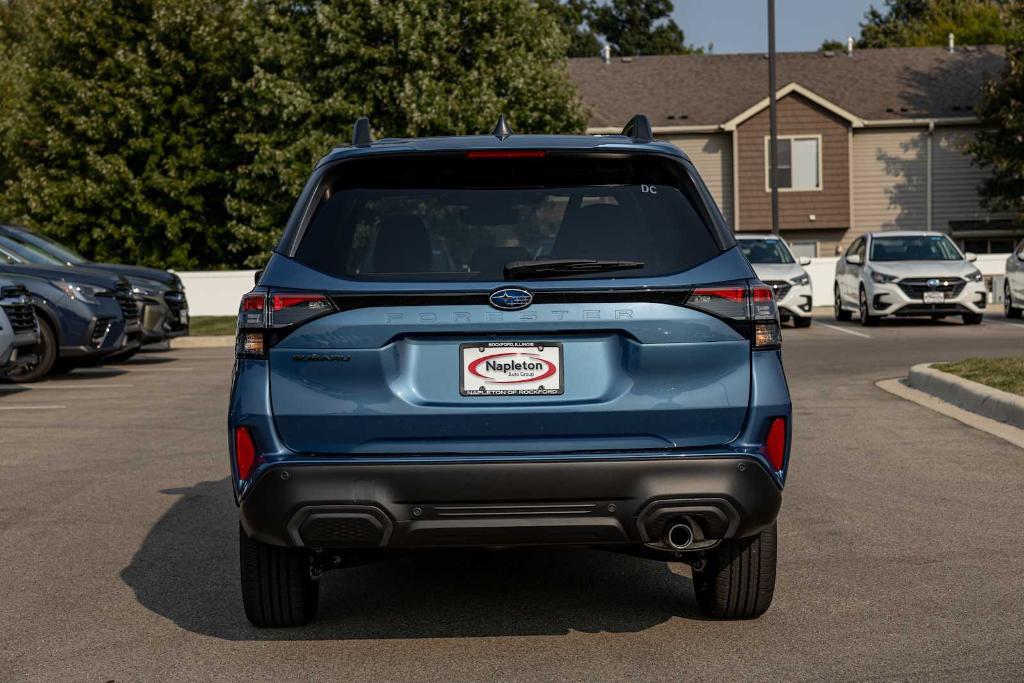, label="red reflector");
[465,150,546,159]
[691,287,746,303]
[272,293,329,311]
[242,293,265,311]
[762,417,787,471]
[234,426,258,481]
